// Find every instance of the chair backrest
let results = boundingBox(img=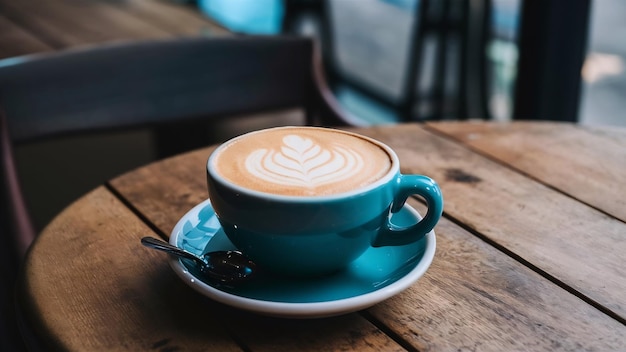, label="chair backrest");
[1,35,331,246]
[0,34,363,253]
[0,35,358,145]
